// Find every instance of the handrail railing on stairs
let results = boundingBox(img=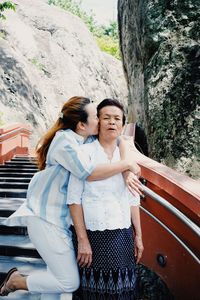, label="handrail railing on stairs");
[124,123,200,300]
[0,123,32,164]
